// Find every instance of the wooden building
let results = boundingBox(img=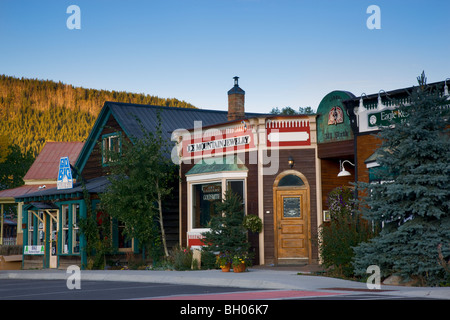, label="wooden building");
[176,78,320,265]
[15,99,264,269]
[343,79,449,185]
[0,142,83,247]
[316,91,356,217]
